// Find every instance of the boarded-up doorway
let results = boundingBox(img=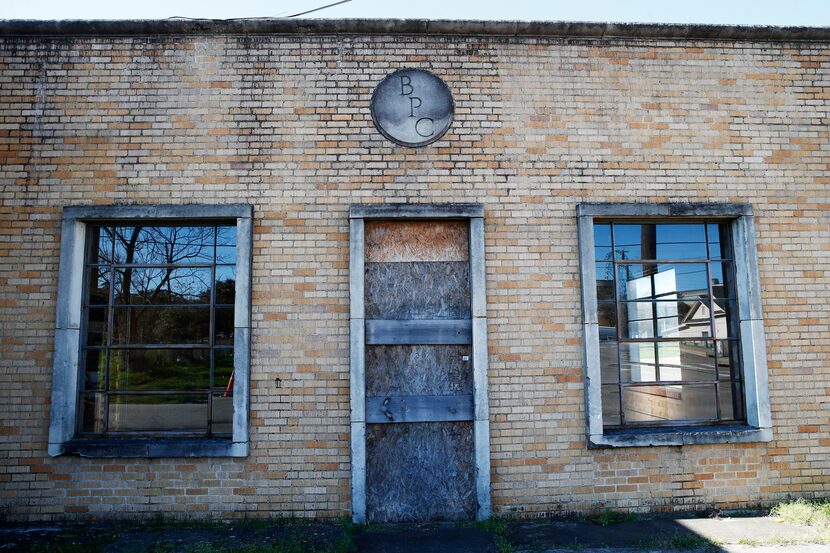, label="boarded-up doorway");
[349,204,491,524]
